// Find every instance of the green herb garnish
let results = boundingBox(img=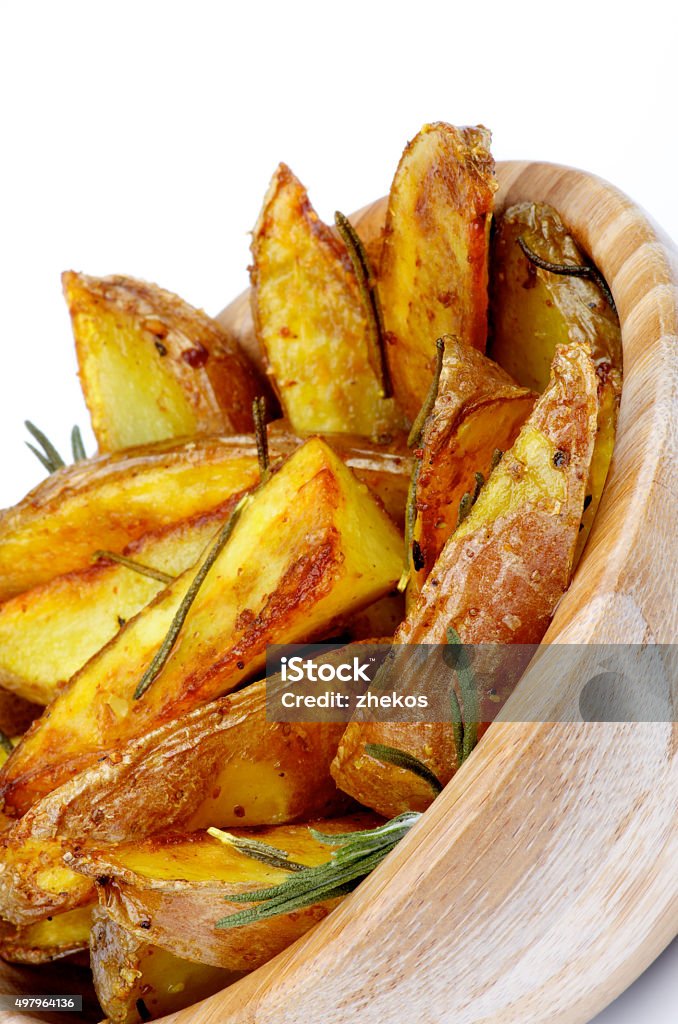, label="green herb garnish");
[446,627,479,762]
[335,211,391,399]
[364,743,443,794]
[407,336,446,448]
[215,813,421,929]
[133,493,252,700]
[252,396,270,483]
[0,730,14,756]
[517,235,616,313]
[456,471,485,528]
[92,550,175,586]
[71,425,87,462]
[24,420,87,474]
[207,827,307,872]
